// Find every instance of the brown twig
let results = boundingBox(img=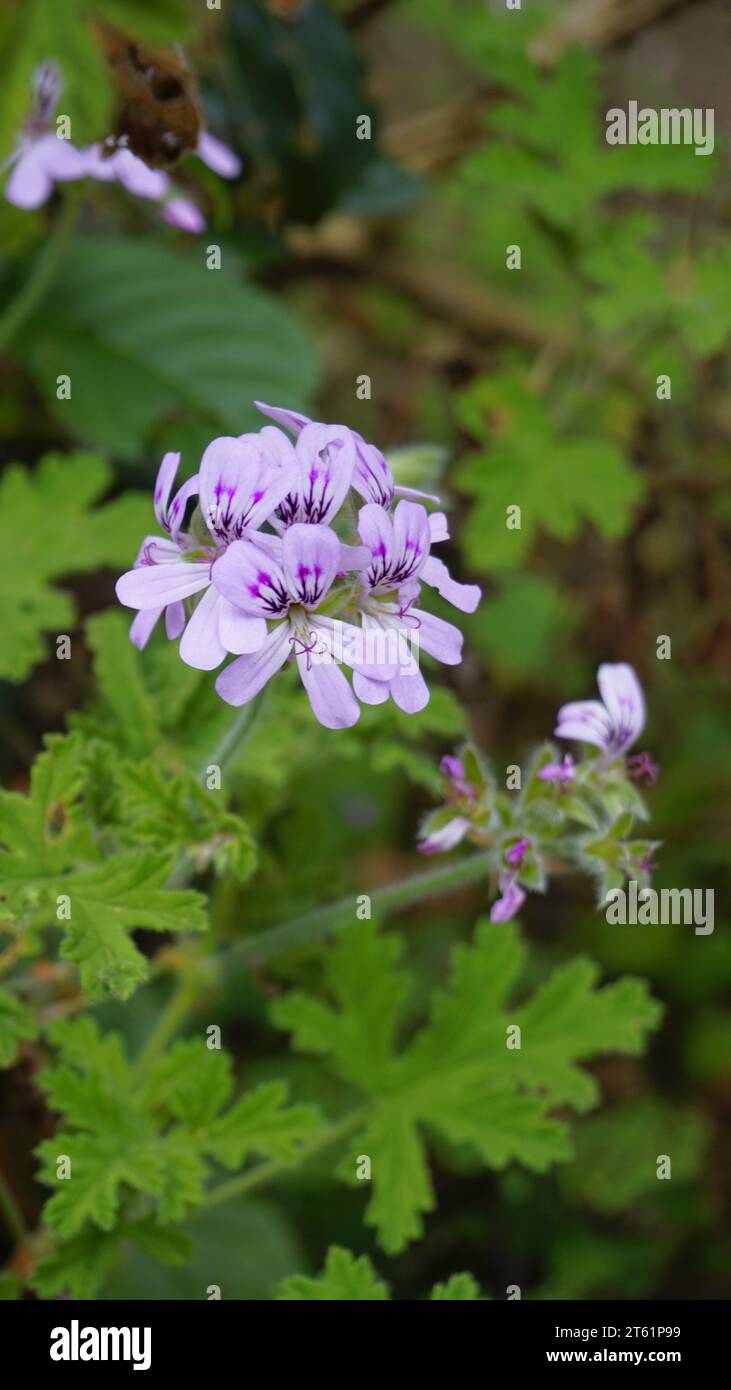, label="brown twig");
[531,0,700,66]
